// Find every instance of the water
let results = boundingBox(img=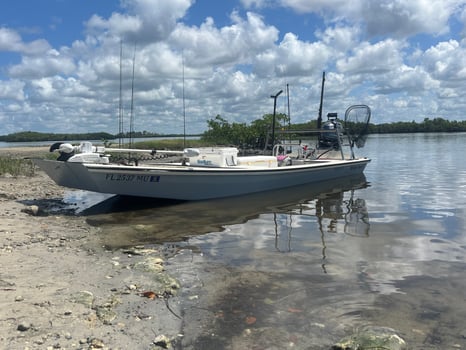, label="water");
[81,133,466,349]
